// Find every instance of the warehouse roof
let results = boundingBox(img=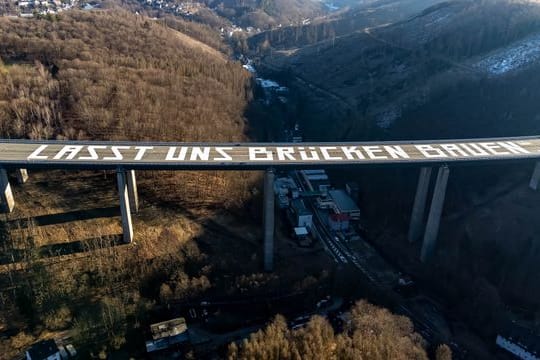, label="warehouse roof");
[329,189,359,213]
